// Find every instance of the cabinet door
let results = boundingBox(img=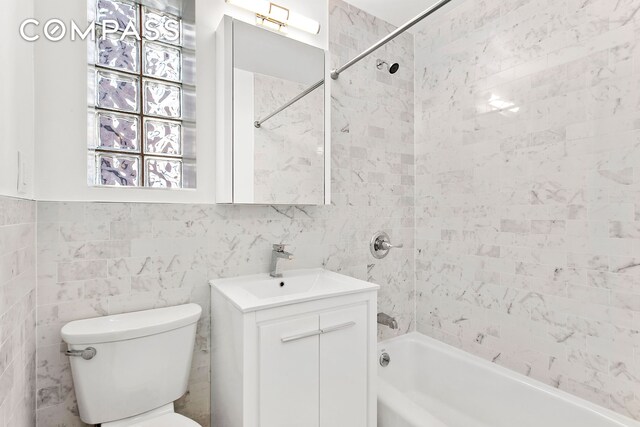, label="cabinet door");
[319,304,369,427]
[259,314,320,427]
